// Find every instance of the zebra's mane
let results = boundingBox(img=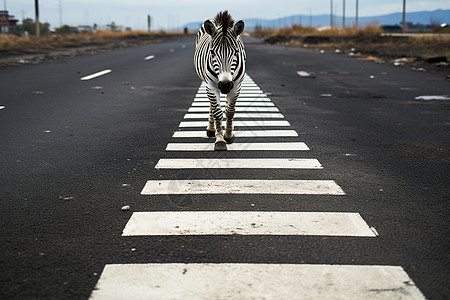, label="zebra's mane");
[215,11,234,35]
